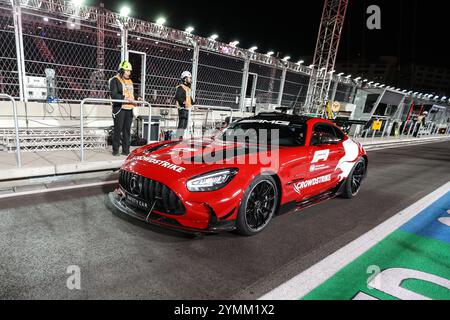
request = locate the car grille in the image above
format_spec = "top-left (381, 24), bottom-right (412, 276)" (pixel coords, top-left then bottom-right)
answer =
top-left (119, 170), bottom-right (185, 215)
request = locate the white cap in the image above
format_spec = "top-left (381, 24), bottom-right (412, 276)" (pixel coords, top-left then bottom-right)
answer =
top-left (181, 71), bottom-right (192, 79)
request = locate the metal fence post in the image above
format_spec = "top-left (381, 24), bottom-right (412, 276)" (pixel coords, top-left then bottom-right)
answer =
top-left (0, 94), bottom-right (22, 167)
top-left (11, 0), bottom-right (27, 102)
top-left (191, 41), bottom-right (200, 102)
top-left (330, 79), bottom-right (338, 102)
top-left (119, 20), bottom-right (128, 62)
top-left (277, 66), bottom-right (287, 107)
top-left (304, 69), bottom-right (316, 113)
top-left (349, 83), bottom-right (357, 104)
top-left (239, 55), bottom-right (250, 112)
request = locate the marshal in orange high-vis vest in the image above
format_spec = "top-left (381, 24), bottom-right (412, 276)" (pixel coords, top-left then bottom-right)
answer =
top-left (176, 84), bottom-right (193, 109)
top-left (114, 75), bottom-right (135, 110)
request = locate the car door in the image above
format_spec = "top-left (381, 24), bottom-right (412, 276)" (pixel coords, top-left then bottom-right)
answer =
top-left (281, 145), bottom-right (311, 203)
top-left (305, 123), bottom-right (345, 195)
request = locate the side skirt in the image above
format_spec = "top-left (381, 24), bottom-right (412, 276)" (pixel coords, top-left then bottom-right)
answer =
top-left (278, 180), bottom-right (347, 216)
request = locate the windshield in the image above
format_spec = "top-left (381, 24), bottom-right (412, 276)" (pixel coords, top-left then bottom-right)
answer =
top-left (218, 120), bottom-right (307, 147)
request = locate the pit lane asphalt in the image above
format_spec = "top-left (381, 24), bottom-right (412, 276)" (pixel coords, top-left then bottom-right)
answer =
top-left (0, 141), bottom-right (449, 300)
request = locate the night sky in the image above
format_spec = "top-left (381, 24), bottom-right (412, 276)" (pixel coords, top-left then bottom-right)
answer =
top-left (95, 0), bottom-right (448, 68)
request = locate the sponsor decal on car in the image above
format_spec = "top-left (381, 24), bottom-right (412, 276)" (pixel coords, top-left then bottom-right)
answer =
top-left (310, 164), bottom-right (330, 172)
top-left (132, 156), bottom-right (186, 173)
top-left (294, 174), bottom-right (332, 195)
top-left (312, 149), bottom-right (330, 163)
top-left (239, 119), bottom-right (291, 126)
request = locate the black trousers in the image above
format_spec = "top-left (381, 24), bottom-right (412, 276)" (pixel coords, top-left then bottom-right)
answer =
top-left (176, 108), bottom-right (189, 139)
top-left (112, 108), bottom-right (133, 153)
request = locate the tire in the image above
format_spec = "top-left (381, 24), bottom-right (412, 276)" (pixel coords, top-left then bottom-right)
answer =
top-left (341, 158), bottom-right (366, 199)
top-left (236, 175), bottom-right (279, 236)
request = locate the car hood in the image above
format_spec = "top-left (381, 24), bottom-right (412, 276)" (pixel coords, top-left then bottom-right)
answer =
top-left (122, 138), bottom-right (274, 179)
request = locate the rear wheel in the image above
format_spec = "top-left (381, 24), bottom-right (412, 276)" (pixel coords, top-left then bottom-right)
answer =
top-left (236, 175), bottom-right (279, 236)
top-left (342, 158), bottom-right (366, 199)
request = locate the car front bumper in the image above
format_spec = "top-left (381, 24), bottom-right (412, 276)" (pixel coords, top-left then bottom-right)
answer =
top-left (108, 189), bottom-right (237, 234)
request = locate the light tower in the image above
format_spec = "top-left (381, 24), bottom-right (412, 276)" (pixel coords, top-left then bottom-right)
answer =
top-left (305, 0), bottom-right (349, 115)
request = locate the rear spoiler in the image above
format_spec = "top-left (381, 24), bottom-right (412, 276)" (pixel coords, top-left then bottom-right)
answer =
top-left (331, 118), bottom-right (368, 128)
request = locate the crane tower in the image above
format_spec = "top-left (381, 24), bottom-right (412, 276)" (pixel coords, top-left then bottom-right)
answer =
top-left (305, 0), bottom-right (349, 115)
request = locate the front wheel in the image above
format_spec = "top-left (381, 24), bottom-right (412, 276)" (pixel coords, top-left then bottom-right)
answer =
top-left (342, 158), bottom-right (366, 199)
top-left (236, 175), bottom-right (279, 236)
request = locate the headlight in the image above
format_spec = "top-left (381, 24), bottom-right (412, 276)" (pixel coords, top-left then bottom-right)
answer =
top-left (186, 169), bottom-right (239, 192)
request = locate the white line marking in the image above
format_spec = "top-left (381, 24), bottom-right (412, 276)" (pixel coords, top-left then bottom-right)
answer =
top-left (0, 181), bottom-right (117, 200)
top-left (438, 210), bottom-right (450, 227)
top-left (259, 181), bottom-right (450, 300)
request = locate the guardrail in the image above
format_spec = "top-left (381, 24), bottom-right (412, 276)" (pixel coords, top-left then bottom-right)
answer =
top-left (0, 94), bottom-right (22, 167)
top-left (80, 98), bottom-right (152, 162)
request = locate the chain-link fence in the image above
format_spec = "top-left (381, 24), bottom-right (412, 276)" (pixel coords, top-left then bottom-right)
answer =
top-left (250, 62), bottom-right (282, 106)
top-left (197, 51), bottom-right (244, 109)
top-left (20, 7), bottom-right (121, 101)
top-left (0, 1), bottom-right (19, 98)
top-left (282, 71), bottom-right (310, 108)
top-left (334, 82), bottom-right (354, 103)
top-left (128, 33), bottom-right (194, 106)
top-left (0, 0), bottom-right (375, 113)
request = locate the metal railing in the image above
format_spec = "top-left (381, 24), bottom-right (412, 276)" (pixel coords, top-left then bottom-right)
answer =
top-left (347, 119), bottom-right (450, 144)
top-left (196, 105), bottom-right (234, 126)
top-left (80, 98), bottom-right (152, 162)
top-left (0, 94), bottom-right (21, 167)
top-left (187, 105), bottom-right (234, 137)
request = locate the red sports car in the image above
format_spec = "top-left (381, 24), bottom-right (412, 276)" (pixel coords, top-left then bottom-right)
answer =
top-left (109, 113), bottom-right (367, 236)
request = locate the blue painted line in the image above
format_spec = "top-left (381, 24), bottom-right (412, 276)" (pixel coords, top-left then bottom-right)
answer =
top-left (400, 191), bottom-right (450, 244)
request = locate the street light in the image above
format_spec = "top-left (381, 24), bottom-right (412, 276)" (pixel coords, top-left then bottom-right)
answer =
top-left (308, 64), bottom-right (315, 69)
top-left (337, 72), bottom-right (344, 77)
top-left (156, 17), bottom-right (166, 25)
top-left (266, 51), bottom-right (274, 56)
top-left (229, 41), bottom-right (239, 47)
top-left (296, 60), bottom-right (304, 65)
top-left (209, 34), bottom-right (219, 41)
top-left (185, 26), bottom-right (194, 34)
top-left (345, 74), bottom-right (352, 79)
top-left (119, 6), bottom-right (131, 17)
top-left (249, 46), bottom-right (258, 52)
top-left (354, 77), bottom-right (361, 81)
top-left (282, 56), bottom-right (291, 61)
